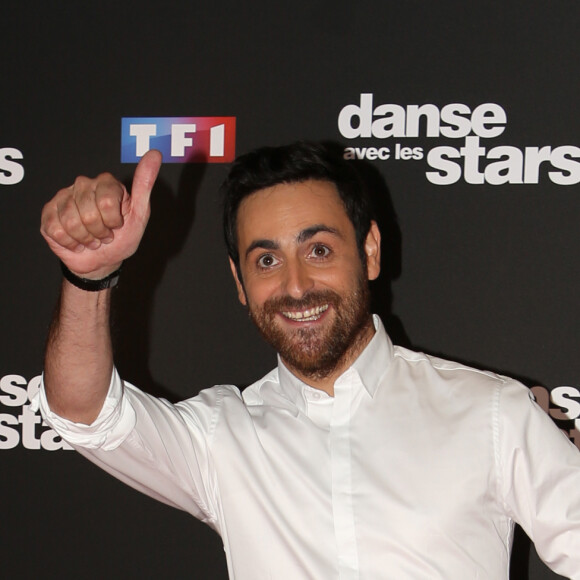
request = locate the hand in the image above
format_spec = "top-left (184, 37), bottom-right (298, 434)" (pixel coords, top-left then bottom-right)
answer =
top-left (40, 150), bottom-right (162, 278)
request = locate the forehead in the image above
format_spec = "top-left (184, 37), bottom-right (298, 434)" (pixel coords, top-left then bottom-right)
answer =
top-left (236, 179), bottom-right (351, 241)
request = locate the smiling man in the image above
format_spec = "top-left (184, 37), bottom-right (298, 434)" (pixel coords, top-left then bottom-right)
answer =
top-left (230, 178), bottom-right (380, 396)
top-left (38, 142), bottom-right (580, 579)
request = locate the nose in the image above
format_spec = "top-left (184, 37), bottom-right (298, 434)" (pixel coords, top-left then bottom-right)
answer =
top-left (282, 258), bottom-right (314, 299)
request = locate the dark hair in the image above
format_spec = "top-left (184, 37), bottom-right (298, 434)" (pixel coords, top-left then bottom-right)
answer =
top-left (222, 141), bottom-right (375, 271)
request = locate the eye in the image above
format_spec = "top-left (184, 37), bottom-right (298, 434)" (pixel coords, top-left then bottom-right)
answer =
top-left (257, 253), bottom-right (280, 269)
top-left (309, 244), bottom-right (331, 259)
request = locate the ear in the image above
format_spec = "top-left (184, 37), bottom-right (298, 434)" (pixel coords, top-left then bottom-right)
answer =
top-left (229, 257), bottom-right (248, 305)
top-left (364, 221), bottom-right (381, 281)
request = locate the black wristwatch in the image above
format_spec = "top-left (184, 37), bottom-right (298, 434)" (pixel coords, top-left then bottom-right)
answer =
top-left (60, 261), bottom-right (122, 292)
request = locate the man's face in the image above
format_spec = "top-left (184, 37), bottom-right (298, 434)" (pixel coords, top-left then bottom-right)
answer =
top-left (230, 179), bottom-right (381, 383)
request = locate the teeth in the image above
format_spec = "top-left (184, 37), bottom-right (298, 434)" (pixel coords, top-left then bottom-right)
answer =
top-left (282, 304), bottom-right (329, 321)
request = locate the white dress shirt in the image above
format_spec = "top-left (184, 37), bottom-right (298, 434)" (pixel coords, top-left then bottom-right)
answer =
top-left (38, 316), bottom-right (580, 579)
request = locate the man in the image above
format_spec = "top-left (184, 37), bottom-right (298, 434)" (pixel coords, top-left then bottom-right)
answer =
top-left (38, 142), bottom-right (580, 579)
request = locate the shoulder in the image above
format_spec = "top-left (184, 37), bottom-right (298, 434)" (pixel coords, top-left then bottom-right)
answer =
top-left (393, 344), bottom-right (509, 385)
top-left (171, 367), bottom-right (280, 422)
top-left (388, 344), bottom-right (530, 409)
top-left (174, 383), bottom-right (244, 415)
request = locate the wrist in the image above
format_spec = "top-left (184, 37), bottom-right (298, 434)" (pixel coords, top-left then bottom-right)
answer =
top-left (60, 261), bottom-right (122, 292)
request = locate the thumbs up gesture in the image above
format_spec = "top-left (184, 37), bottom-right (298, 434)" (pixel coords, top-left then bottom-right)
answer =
top-left (40, 150), bottom-right (162, 279)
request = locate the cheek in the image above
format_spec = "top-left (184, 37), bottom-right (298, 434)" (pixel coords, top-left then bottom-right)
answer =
top-left (318, 262), bottom-right (363, 291)
top-left (243, 277), bottom-right (279, 309)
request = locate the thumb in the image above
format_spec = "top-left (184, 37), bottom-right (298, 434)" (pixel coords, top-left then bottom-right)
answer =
top-left (130, 149), bottom-right (163, 219)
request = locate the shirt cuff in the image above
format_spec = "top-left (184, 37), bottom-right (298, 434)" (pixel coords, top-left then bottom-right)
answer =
top-left (32, 368), bottom-right (136, 451)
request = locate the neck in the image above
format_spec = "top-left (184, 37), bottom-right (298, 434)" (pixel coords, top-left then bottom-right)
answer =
top-left (282, 316), bottom-right (376, 397)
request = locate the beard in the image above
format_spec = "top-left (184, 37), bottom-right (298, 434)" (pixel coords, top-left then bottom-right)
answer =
top-left (247, 273), bottom-right (372, 381)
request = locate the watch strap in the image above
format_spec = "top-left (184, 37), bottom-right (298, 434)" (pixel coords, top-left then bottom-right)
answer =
top-left (60, 261), bottom-right (122, 292)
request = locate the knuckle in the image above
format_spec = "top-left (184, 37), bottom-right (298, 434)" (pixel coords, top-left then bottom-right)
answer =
top-left (96, 192), bottom-right (119, 212)
top-left (50, 226), bottom-right (70, 245)
top-left (60, 213), bottom-right (79, 233)
top-left (40, 205), bottom-right (60, 232)
top-left (81, 208), bottom-right (102, 227)
top-left (60, 195), bottom-right (77, 215)
top-left (42, 222), bottom-right (75, 249)
top-left (96, 172), bottom-right (119, 187)
top-left (40, 202), bottom-right (54, 224)
top-left (72, 175), bottom-right (91, 190)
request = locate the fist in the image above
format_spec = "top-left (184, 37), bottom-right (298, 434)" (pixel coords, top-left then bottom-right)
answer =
top-left (40, 150), bottom-right (162, 278)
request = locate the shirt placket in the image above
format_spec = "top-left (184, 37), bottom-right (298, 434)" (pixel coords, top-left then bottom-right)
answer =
top-left (330, 368), bottom-right (360, 580)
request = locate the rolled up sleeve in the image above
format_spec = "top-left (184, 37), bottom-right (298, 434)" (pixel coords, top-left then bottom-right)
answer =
top-left (32, 368), bottom-right (225, 526)
top-left (33, 367), bottom-right (136, 450)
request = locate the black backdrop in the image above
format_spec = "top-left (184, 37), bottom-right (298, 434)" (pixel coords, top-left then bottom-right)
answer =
top-left (1, 2), bottom-right (578, 578)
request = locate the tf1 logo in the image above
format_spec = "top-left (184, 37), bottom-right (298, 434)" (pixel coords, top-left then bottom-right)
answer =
top-left (121, 117), bottom-right (236, 163)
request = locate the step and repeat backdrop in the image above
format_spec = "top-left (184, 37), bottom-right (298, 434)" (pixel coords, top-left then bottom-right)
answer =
top-left (1, 2), bottom-right (579, 578)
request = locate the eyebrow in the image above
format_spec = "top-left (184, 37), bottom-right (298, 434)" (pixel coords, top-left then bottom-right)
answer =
top-left (244, 224), bottom-right (343, 260)
top-left (245, 238), bottom-right (279, 259)
top-left (296, 224), bottom-right (341, 244)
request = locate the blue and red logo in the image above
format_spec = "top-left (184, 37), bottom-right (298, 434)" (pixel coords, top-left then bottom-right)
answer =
top-left (121, 117), bottom-right (236, 163)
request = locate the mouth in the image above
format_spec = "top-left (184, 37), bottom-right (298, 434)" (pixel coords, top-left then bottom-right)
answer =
top-left (281, 304), bottom-right (329, 322)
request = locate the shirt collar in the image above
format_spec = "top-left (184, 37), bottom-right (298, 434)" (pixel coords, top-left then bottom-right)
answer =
top-left (350, 314), bottom-right (393, 397)
top-left (276, 314), bottom-right (393, 408)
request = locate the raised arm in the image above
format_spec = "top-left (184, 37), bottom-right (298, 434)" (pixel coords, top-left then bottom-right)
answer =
top-left (40, 150), bottom-right (162, 424)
